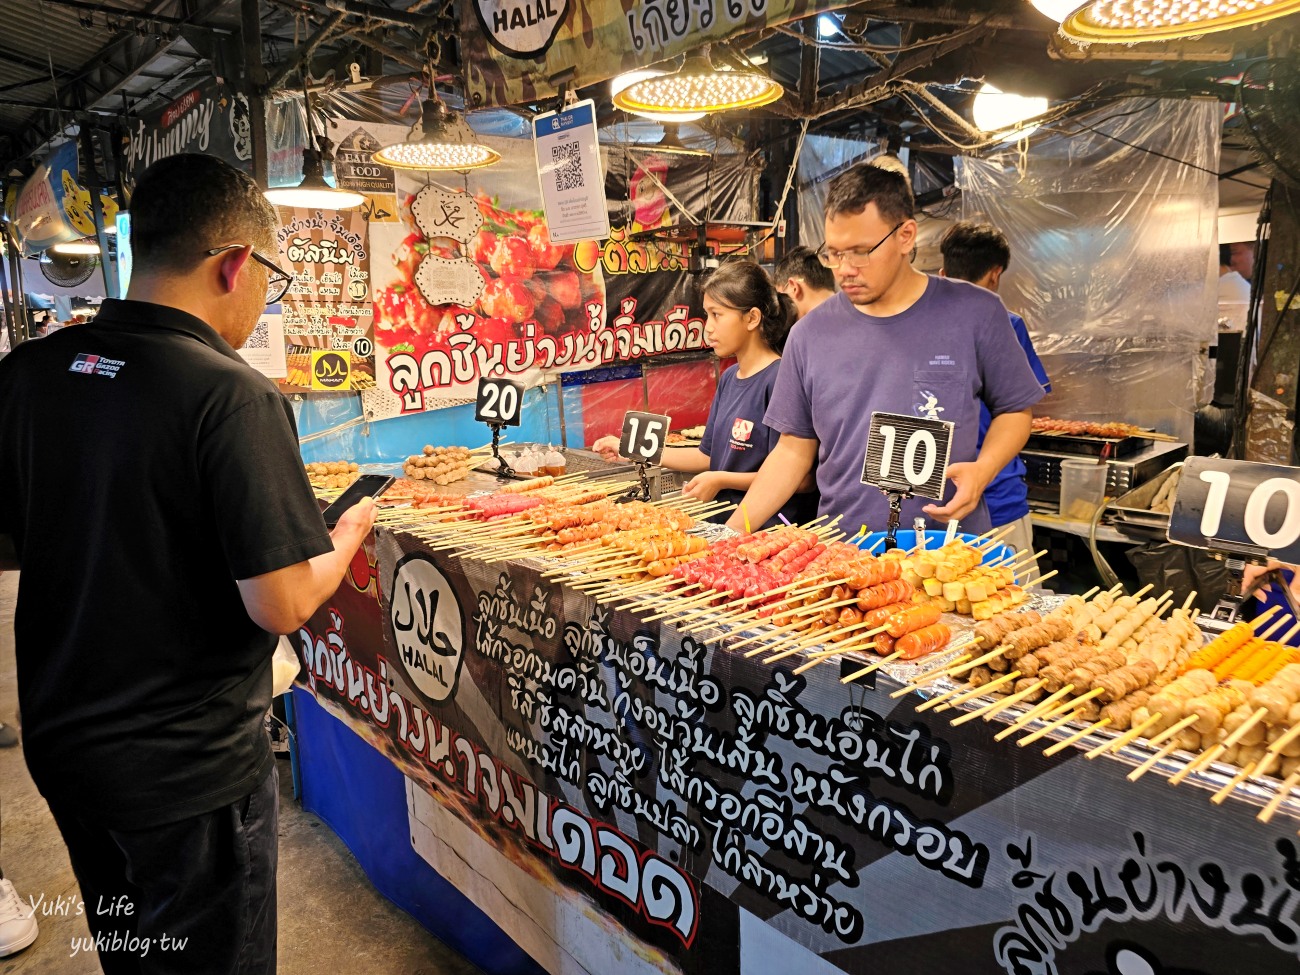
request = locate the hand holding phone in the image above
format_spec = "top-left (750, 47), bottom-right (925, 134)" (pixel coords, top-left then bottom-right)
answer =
top-left (321, 474), bottom-right (395, 528)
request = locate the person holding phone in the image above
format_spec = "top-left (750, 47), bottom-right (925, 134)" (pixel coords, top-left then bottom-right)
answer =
top-left (593, 261), bottom-right (804, 527)
top-left (0, 154), bottom-right (375, 975)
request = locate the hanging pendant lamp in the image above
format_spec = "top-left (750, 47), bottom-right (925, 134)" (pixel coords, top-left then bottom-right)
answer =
top-left (1060, 0), bottom-right (1300, 42)
top-left (264, 80), bottom-right (365, 210)
top-left (371, 98), bottom-right (501, 172)
top-left (612, 48), bottom-right (783, 116)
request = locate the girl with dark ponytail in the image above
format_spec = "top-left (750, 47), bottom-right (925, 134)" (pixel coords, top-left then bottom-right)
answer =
top-left (593, 260), bottom-right (807, 527)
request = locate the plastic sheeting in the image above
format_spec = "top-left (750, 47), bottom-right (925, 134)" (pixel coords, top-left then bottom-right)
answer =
top-left (795, 133), bottom-right (882, 248)
top-left (959, 97), bottom-right (1220, 445)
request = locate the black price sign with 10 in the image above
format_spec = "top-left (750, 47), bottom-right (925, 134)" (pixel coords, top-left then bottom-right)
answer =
top-left (1169, 456), bottom-right (1300, 563)
top-left (860, 411), bottom-right (954, 501)
top-left (475, 377), bottom-right (524, 427)
top-left (619, 411), bottom-right (671, 466)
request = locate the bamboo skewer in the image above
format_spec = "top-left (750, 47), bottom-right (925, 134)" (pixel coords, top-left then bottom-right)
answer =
top-left (1128, 740), bottom-right (1180, 782)
top-left (763, 623), bottom-right (887, 664)
top-left (791, 639), bottom-right (879, 675)
top-left (1222, 708), bottom-right (1269, 750)
top-left (1023, 569), bottom-right (1060, 589)
top-left (1085, 712), bottom-right (1164, 759)
top-left (952, 679), bottom-right (1047, 726)
top-left (890, 652), bottom-right (976, 696)
top-left (840, 651), bottom-right (904, 683)
top-left (1181, 590), bottom-right (1199, 613)
top-left (930, 672), bottom-right (1022, 713)
top-left (993, 685), bottom-right (1078, 741)
top-left (1249, 604), bottom-right (1284, 630)
top-left (1043, 718), bottom-right (1112, 757)
top-left (1260, 616), bottom-right (1291, 641)
top-left (1212, 762), bottom-right (1258, 804)
top-left (1258, 772), bottom-right (1300, 823)
top-left (1018, 709), bottom-right (1085, 747)
top-left (1168, 744), bottom-right (1223, 786)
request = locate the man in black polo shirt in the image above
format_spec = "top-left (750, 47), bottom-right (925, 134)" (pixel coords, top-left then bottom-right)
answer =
top-left (0, 154), bottom-right (376, 975)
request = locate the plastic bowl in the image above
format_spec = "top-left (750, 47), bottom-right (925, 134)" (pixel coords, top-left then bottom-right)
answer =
top-left (856, 529), bottom-right (1015, 574)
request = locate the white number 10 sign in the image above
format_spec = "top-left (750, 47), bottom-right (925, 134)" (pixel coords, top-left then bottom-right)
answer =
top-left (1169, 457), bottom-right (1300, 561)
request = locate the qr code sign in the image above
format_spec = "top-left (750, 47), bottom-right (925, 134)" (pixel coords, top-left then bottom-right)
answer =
top-left (552, 140), bottom-right (583, 191)
top-left (245, 319), bottom-right (271, 349)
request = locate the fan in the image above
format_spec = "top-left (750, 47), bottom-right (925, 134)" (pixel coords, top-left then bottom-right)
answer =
top-left (40, 250), bottom-right (97, 288)
top-left (1239, 58), bottom-right (1300, 188)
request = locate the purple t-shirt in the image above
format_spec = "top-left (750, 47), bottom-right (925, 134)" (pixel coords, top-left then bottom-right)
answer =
top-left (763, 276), bottom-right (1046, 534)
top-left (701, 360), bottom-right (801, 529)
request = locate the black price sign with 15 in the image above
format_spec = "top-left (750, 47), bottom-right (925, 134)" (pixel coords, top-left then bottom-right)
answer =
top-left (619, 411), bottom-right (671, 465)
top-left (860, 411), bottom-right (954, 501)
top-left (1168, 456), bottom-right (1300, 563)
top-left (475, 377), bottom-right (524, 427)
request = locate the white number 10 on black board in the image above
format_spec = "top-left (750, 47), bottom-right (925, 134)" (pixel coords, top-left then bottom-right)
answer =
top-left (475, 377), bottom-right (524, 427)
top-left (1169, 456), bottom-right (1300, 562)
top-left (861, 411), bottom-right (954, 501)
top-left (619, 411), bottom-right (671, 465)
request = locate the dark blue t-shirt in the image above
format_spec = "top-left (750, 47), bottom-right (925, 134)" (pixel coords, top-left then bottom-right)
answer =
top-left (700, 360), bottom-right (803, 528)
top-left (977, 311), bottom-right (1051, 526)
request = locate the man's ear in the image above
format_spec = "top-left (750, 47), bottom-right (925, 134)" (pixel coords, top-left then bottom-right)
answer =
top-left (218, 245), bottom-right (254, 294)
top-left (787, 278), bottom-right (804, 301)
top-left (938, 268), bottom-right (948, 278)
top-left (987, 265), bottom-right (1004, 290)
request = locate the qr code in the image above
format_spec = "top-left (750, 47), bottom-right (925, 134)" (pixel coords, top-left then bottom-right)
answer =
top-left (552, 140), bottom-right (583, 191)
top-left (245, 319), bottom-right (271, 349)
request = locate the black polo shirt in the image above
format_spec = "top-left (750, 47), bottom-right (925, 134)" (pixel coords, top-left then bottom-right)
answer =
top-left (0, 299), bottom-right (333, 828)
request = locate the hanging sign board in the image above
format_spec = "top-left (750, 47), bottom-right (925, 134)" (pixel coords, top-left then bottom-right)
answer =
top-left (532, 99), bottom-right (610, 244)
top-left (861, 411), bottom-right (954, 501)
top-left (1168, 457), bottom-right (1300, 562)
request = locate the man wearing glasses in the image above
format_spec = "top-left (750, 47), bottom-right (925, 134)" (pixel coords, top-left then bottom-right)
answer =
top-left (0, 153), bottom-right (374, 974)
top-left (727, 164), bottom-right (1044, 536)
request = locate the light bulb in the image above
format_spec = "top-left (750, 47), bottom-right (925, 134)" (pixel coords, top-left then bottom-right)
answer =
top-left (971, 83), bottom-right (1048, 138)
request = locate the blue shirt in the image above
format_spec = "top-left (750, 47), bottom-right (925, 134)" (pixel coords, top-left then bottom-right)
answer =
top-left (764, 278), bottom-right (1047, 535)
top-left (978, 311), bottom-right (1050, 526)
top-left (700, 360), bottom-right (801, 528)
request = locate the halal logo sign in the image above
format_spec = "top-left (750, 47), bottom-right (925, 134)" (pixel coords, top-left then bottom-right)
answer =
top-left (388, 553), bottom-right (466, 705)
top-left (311, 350), bottom-right (351, 390)
top-left (474, 0), bottom-right (570, 60)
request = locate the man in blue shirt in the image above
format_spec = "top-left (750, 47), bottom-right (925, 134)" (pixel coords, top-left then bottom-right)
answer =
top-left (940, 221), bottom-right (1051, 577)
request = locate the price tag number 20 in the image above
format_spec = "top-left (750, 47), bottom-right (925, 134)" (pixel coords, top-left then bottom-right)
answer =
top-left (620, 411), bottom-right (671, 465)
top-left (475, 377), bottom-right (523, 427)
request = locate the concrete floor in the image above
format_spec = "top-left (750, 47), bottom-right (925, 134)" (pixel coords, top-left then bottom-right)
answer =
top-left (0, 572), bottom-right (484, 975)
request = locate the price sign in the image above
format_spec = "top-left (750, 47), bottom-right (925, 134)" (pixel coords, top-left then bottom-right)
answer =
top-left (1169, 457), bottom-right (1300, 562)
top-left (475, 377), bottom-right (524, 427)
top-left (860, 411), bottom-right (954, 501)
top-left (619, 411), bottom-right (671, 466)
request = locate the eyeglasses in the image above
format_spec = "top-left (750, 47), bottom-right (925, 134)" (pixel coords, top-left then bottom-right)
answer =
top-left (816, 222), bottom-right (904, 269)
top-left (206, 245), bottom-right (296, 305)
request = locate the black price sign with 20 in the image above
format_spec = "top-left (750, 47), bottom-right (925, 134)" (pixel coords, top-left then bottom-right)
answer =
top-left (861, 411), bottom-right (954, 501)
top-left (619, 411), bottom-right (671, 466)
top-left (475, 377), bottom-right (524, 427)
top-left (1169, 456), bottom-right (1300, 562)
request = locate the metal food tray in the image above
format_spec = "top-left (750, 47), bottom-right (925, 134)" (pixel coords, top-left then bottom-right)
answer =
top-left (1026, 431), bottom-right (1153, 458)
top-left (1109, 462), bottom-right (1181, 534)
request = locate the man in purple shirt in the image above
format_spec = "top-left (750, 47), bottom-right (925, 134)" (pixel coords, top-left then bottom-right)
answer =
top-left (726, 165), bottom-right (1045, 535)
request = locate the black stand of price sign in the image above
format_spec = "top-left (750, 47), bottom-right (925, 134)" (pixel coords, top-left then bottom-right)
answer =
top-left (488, 423), bottom-right (515, 479)
top-left (617, 463), bottom-right (654, 504)
top-left (880, 481), bottom-right (913, 552)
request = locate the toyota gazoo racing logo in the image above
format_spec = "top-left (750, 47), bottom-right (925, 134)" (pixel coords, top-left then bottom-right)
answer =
top-left (68, 353), bottom-right (125, 378)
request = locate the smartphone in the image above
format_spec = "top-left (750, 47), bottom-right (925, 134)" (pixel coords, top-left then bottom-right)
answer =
top-left (321, 474), bottom-right (395, 528)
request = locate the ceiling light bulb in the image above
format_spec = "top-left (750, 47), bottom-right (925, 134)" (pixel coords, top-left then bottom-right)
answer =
top-left (1029, 0), bottom-right (1091, 20)
top-left (50, 239), bottom-right (101, 256)
top-left (371, 99), bottom-right (501, 172)
top-left (971, 82), bottom-right (1048, 138)
top-left (1062, 0), bottom-right (1300, 38)
top-left (264, 145), bottom-right (365, 210)
top-left (611, 70), bottom-right (706, 122)
top-left (613, 54), bottom-right (783, 116)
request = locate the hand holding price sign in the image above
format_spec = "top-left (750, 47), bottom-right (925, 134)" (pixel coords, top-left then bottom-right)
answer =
top-left (475, 377), bottom-right (524, 427)
top-left (1169, 457), bottom-right (1300, 563)
top-left (618, 411), bottom-right (671, 466)
top-left (860, 411), bottom-right (954, 501)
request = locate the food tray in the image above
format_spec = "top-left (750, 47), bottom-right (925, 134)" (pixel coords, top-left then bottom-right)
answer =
top-left (1109, 463), bottom-right (1180, 534)
top-left (1025, 431), bottom-right (1153, 458)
